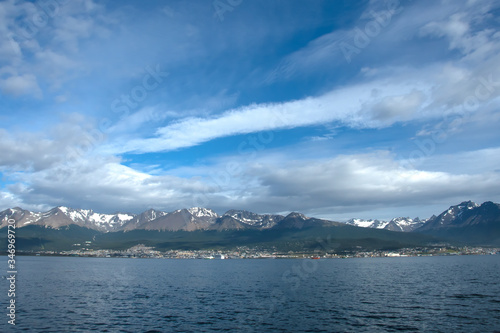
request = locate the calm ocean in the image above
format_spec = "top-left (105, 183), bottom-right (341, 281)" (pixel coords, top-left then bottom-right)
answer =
top-left (2, 255), bottom-right (500, 332)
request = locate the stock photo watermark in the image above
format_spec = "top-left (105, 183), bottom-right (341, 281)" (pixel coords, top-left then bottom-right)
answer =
top-left (238, 234), bottom-right (339, 331)
top-left (340, 0), bottom-right (403, 63)
top-left (403, 73), bottom-right (500, 169)
top-left (6, 218), bottom-right (17, 326)
top-left (264, 0), bottom-right (407, 84)
top-left (8, 0), bottom-right (68, 52)
top-left (213, 0), bottom-right (242, 22)
top-left (110, 65), bottom-right (169, 119)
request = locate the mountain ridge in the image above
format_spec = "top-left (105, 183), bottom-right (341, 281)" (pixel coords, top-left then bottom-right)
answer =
top-left (1, 205), bottom-right (344, 232)
top-left (2, 201), bottom-right (500, 251)
top-left (414, 201), bottom-right (500, 245)
top-left (1, 201), bottom-right (499, 245)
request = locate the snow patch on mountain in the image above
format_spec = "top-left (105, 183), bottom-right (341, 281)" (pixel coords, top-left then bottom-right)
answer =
top-left (347, 218), bottom-right (388, 229)
top-left (223, 210), bottom-right (284, 228)
top-left (345, 217), bottom-right (426, 232)
top-left (49, 206), bottom-right (136, 231)
top-left (187, 207), bottom-right (219, 218)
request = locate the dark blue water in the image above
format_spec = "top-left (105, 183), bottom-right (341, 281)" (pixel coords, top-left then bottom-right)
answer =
top-left (2, 255), bottom-right (500, 332)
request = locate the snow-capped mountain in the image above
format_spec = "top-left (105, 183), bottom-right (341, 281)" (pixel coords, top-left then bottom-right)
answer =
top-left (139, 207), bottom-right (219, 231)
top-left (0, 207), bottom-right (43, 227)
top-left (0, 206), bottom-right (135, 232)
top-left (188, 207), bottom-right (219, 219)
top-left (0, 206), bottom-right (218, 232)
top-left (57, 206), bottom-right (135, 231)
top-left (415, 201), bottom-right (500, 245)
top-left (345, 217), bottom-right (426, 232)
top-left (0, 206), bottom-right (332, 232)
top-left (386, 217), bottom-right (426, 232)
top-left (121, 209), bottom-right (168, 231)
top-left (416, 201), bottom-right (486, 231)
top-left (222, 210), bottom-right (284, 229)
top-left (1, 201), bottom-right (498, 239)
top-left (272, 212), bottom-right (342, 229)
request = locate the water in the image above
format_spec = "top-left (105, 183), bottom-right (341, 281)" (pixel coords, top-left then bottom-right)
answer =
top-left (2, 255), bottom-right (500, 332)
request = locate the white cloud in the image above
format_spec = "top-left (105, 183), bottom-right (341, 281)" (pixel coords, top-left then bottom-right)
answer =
top-left (106, 75), bottom-right (433, 154)
top-left (106, 107), bottom-right (172, 135)
top-left (0, 0), bottom-right (111, 98)
top-left (35, 49), bottom-right (80, 81)
top-left (418, 147), bottom-right (500, 175)
top-left (6, 157), bottom-right (211, 214)
top-left (0, 129), bottom-right (59, 171)
top-left (419, 4), bottom-right (500, 62)
top-left (421, 13), bottom-right (470, 49)
top-left (0, 73), bottom-right (42, 97)
top-left (368, 89), bottom-right (426, 122)
top-left (0, 115), bottom-right (106, 172)
top-left (235, 150), bottom-right (500, 219)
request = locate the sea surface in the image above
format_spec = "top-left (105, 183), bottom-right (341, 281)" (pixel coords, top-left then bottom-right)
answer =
top-left (2, 255), bottom-right (500, 332)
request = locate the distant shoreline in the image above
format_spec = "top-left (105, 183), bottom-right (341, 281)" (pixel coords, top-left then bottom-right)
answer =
top-left (3, 247), bottom-right (499, 260)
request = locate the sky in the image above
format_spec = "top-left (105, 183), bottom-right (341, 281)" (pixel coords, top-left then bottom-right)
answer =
top-left (0, 0), bottom-right (500, 221)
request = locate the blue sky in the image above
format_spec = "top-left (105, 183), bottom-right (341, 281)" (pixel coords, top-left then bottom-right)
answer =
top-left (1, 0), bottom-right (500, 220)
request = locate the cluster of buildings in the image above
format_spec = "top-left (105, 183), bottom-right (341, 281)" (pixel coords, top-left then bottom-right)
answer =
top-left (320, 246), bottom-right (500, 258)
top-left (23, 244), bottom-right (500, 259)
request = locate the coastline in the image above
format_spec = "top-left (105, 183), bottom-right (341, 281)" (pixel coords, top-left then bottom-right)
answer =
top-left (4, 246), bottom-right (499, 260)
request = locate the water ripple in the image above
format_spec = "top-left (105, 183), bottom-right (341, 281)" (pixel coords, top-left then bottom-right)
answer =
top-left (4, 255), bottom-right (500, 332)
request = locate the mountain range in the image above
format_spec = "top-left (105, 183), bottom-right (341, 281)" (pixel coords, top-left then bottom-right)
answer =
top-left (1, 201), bottom-right (499, 248)
top-left (0, 206), bottom-right (340, 232)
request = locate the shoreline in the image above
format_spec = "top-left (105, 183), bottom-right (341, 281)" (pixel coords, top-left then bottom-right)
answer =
top-left (3, 246), bottom-right (499, 260)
